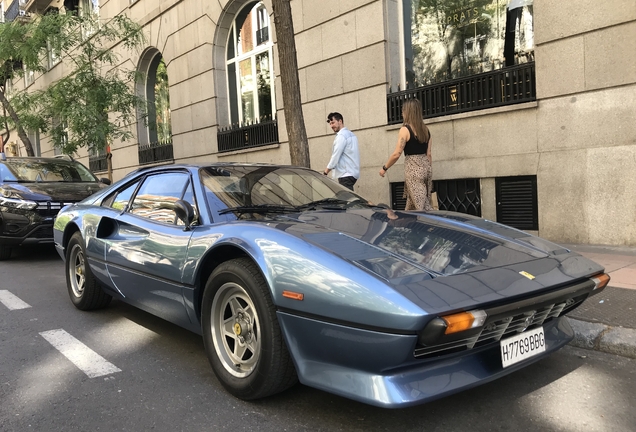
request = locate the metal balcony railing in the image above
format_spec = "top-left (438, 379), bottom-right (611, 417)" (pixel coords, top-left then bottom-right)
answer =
top-left (218, 117), bottom-right (279, 153)
top-left (256, 27), bottom-right (269, 45)
top-left (387, 62), bottom-right (536, 124)
top-left (138, 140), bottom-right (174, 165)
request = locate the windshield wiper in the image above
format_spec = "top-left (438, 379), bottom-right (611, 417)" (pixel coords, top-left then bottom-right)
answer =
top-left (218, 204), bottom-right (299, 215)
top-left (297, 197), bottom-right (373, 211)
top-left (296, 198), bottom-right (349, 211)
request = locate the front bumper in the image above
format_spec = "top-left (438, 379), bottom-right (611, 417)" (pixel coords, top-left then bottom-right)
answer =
top-left (0, 208), bottom-right (56, 247)
top-left (0, 223), bottom-right (55, 246)
top-left (277, 313), bottom-right (573, 408)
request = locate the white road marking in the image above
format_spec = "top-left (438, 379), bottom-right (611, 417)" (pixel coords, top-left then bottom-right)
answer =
top-left (40, 329), bottom-right (122, 378)
top-left (0, 290), bottom-right (31, 310)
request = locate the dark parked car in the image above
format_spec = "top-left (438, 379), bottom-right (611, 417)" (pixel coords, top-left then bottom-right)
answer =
top-left (53, 163), bottom-right (609, 407)
top-left (0, 156), bottom-right (107, 260)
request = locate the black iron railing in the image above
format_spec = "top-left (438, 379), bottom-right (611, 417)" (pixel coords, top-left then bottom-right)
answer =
top-left (89, 154), bottom-right (108, 172)
top-left (387, 63), bottom-right (536, 124)
top-left (433, 179), bottom-right (481, 217)
top-left (218, 117), bottom-right (279, 153)
top-left (390, 178), bottom-right (481, 217)
top-left (138, 140), bottom-right (174, 165)
top-left (256, 27), bottom-right (269, 45)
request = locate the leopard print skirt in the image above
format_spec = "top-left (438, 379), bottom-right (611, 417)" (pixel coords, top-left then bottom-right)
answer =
top-left (403, 154), bottom-right (433, 211)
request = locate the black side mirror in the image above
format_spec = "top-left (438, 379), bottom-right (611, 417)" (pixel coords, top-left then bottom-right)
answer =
top-left (174, 200), bottom-right (195, 230)
top-left (99, 177), bottom-right (112, 185)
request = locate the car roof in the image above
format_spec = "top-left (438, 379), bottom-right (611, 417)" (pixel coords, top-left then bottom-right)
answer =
top-left (124, 162), bottom-right (308, 176)
top-left (1, 156), bottom-right (79, 165)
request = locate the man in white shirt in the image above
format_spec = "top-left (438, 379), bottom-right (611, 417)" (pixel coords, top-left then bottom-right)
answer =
top-left (323, 112), bottom-right (360, 191)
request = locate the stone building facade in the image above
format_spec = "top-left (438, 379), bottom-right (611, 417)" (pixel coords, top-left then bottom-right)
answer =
top-left (4, 0), bottom-right (636, 245)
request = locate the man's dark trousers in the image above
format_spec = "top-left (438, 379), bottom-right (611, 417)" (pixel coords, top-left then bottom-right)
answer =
top-left (338, 176), bottom-right (357, 191)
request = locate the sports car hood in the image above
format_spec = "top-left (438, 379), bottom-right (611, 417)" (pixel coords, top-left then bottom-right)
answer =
top-left (265, 208), bottom-right (603, 313)
top-left (277, 208), bottom-right (557, 276)
top-left (1, 182), bottom-right (103, 202)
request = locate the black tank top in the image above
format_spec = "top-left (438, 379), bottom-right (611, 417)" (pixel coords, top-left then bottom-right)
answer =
top-left (403, 124), bottom-right (429, 155)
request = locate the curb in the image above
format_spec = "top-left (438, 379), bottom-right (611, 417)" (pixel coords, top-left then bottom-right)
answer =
top-left (568, 317), bottom-right (636, 359)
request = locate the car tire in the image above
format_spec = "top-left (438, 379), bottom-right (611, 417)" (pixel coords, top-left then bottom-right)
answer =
top-left (66, 232), bottom-right (112, 310)
top-left (201, 257), bottom-right (297, 400)
top-left (0, 246), bottom-right (11, 261)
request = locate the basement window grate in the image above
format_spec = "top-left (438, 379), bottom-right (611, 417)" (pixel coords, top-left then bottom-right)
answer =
top-left (390, 179), bottom-right (481, 217)
top-left (495, 175), bottom-right (538, 230)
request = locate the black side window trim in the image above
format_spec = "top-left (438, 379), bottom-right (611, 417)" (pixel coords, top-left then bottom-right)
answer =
top-left (100, 178), bottom-right (144, 210)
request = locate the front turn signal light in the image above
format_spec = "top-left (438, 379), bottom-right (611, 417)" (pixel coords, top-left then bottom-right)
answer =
top-left (591, 273), bottom-right (610, 291)
top-left (441, 310), bottom-right (487, 335)
top-left (282, 290), bottom-right (304, 301)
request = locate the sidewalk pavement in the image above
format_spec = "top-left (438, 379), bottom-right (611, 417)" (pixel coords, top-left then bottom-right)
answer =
top-left (561, 244), bottom-right (636, 359)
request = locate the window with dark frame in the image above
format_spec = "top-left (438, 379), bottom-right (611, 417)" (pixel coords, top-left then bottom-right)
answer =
top-left (388, 0), bottom-right (536, 123)
top-left (89, 146), bottom-right (107, 173)
top-left (218, 1), bottom-right (278, 153)
top-left (403, 0), bottom-right (534, 89)
top-left (27, 129), bottom-right (40, 157)
top-left (136, 49), bottom-right (173, 165)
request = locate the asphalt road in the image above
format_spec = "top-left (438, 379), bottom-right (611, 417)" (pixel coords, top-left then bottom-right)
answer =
top-left (1, 246), bottom-right (635, 432)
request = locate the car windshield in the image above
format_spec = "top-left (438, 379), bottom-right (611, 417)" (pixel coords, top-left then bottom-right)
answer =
top-left (0, 159), bottom-right (97, 183)
top-left (200, 166), bottom-right (369, 214)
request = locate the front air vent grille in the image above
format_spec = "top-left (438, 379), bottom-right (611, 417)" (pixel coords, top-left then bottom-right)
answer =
top-left (34, 201), bottom-right (76, 217)
top-left (414, 293), bottom-right (588, 358)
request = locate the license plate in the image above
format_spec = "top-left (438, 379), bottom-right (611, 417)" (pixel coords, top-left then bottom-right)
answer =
top-left (500, 326), bottom-right (546, 368)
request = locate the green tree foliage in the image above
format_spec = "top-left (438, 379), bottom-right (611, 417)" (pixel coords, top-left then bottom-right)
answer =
top-left (0, 12), bottom-right (145, 156)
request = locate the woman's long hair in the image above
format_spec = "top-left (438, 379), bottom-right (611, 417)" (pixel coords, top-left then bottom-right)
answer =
top-left (402, 99), bottom-right (430, 143)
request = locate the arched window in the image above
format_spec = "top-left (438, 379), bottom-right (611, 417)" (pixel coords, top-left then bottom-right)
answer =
top-left (226, 2), bottom-right (275, 125)
top-left (136, 48), bottom-right (173, 164)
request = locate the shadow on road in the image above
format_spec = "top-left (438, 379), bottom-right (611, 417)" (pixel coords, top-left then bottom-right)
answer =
top-left (3, 250), bottom-right (635, 432)
top-left (6, 244), bottom-right (60, 262)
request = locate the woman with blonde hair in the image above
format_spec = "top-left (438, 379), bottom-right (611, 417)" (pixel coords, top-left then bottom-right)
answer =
top-left (379, 99), bottom-right (433, 211)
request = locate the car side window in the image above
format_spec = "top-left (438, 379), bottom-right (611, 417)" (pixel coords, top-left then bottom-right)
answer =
top-left (105, 181), bottom-right (140, 211)
top-left (129, 172), bottom-right (191, 225)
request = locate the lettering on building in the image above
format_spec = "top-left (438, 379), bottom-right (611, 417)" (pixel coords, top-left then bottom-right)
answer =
top-left (446, 7), bottom-right (480, 27)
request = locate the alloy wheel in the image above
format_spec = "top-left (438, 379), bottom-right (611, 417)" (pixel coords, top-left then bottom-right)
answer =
top-left (210, 282), bottom-right (261, 378)
top-left (68, 244), bottom-right (86, 298)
